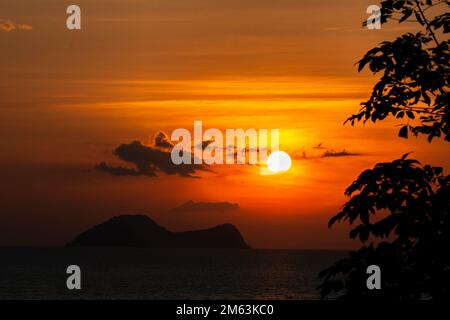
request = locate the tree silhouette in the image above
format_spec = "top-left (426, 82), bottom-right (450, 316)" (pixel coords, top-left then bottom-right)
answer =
top-left (319, 0), bottom-right (449, 299)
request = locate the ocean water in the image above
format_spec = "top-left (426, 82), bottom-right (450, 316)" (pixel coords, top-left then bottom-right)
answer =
top-left (0, 248), bottom-right (345, 300)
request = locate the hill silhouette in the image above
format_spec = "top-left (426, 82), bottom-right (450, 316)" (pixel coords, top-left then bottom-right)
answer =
top-left (67, 215), bottom-right (250, 249)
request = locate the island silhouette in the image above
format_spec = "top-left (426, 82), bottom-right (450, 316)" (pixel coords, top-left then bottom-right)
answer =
top-left (67, 215), bottom-right (250, 249)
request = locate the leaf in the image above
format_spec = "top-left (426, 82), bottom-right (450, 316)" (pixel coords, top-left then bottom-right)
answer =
top-left (399, 125), bottom-right (409, 138)
top-left (415, 11), bottom-right (425, 25)
top-left (399, 9), bottom-right (413, 23)
top-left (396, 111), bottom-right (405, 119)
top-left (401, 152), bottom-right (413, 160)
top-left (406, 111), bottom-right (415, 119)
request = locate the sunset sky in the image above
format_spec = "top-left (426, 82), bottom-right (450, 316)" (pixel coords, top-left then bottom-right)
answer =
top-left (1, 0), bottom-right (448, 249)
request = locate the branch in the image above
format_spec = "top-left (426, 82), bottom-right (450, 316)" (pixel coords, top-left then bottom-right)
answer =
top-left (414, 0), bottom-right (441, 46)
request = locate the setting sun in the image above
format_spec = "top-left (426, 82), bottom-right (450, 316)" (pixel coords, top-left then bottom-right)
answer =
top-left (267, 151), bottom-right (292, 173)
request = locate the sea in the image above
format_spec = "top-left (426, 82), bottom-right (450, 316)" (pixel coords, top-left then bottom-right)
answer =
top-left (0, 248), bottom-right (346, 300)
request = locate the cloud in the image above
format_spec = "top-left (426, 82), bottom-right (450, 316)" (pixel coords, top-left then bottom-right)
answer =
top-left (170, 200), bottom-right (240, 213)
top-left (200, 139), bottom-right (215, 150)
top-left (321, 149), bottom-right (360, 158)
top-left (154, 131), bottom-right (174, 149)
top-left (0, 19), bottom-right (32, 32)
top-left (192, 139), bottom-right (215, 152)
top-left (95, 161), bottom-right (149, 176)
top-left (97, 129), bottom-right (271, 178)
top-left (312, 142), bottom-right (326, 150)
top-left (296, 144), bottom-right (362, 160)
top-left (97, 133), bottom-right (210, 178)
top-left (224, 144), bottom-right (267, 160)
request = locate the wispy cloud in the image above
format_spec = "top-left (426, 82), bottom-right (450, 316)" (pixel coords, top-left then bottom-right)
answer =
top-left (0, 19), bottom-right (32, 32)
top-left (321, 149), bottom-right (360, 158)
top-left (297, 143), bottom-right (362, 160)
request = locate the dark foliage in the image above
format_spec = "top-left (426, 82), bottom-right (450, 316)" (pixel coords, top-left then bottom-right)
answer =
top-left (319, 0), bottom-right (450, 299)
top-left (349, 0), bottom-right (449, 142)
top-left (319, 155), bottom-right (450, 299)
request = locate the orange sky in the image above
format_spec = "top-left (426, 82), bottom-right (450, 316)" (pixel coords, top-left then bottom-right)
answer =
top-left (0, 0), bottom-right (448, 248)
